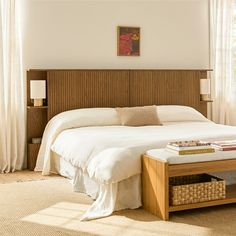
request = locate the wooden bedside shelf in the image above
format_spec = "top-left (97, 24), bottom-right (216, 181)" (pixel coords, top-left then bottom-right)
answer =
top-left (200, 100), bottom-right (213, 103)
top-left (27, 106), bottom-right (48, 109)
top-left (27, 70), bottom-right (48, 170)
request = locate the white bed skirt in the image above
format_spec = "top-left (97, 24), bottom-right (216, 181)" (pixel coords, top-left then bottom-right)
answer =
top-left (52, 154), bottom-right (142, 220)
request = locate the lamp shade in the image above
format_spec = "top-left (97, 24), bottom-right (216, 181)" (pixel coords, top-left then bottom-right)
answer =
top-left (30, 80), bottom-right (46, 99)
top-left (200, 79), bottom-right (210, 95)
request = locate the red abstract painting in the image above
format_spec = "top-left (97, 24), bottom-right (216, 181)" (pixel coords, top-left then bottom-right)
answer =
top-left (117, 26), bottom-right (140, 56)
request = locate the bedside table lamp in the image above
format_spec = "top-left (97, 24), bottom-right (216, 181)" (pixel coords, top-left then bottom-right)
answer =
top-left (30, 80), bottom-right (46, 106)
top-left (200, 79), bottom-right (211, 101)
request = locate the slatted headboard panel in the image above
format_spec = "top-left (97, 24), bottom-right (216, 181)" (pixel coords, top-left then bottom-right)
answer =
top-left (129, 70), bottom-right (205, 113)
top-left (27, 69), bottom-right (210, 120)
top-left (47, 70), bottom-right (130, 119)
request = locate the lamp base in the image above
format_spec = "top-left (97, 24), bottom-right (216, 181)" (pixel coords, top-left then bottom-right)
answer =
top-left (200, 94), bottom-right (210, 101)
top-left (33, 99), bottom-right (43, 106)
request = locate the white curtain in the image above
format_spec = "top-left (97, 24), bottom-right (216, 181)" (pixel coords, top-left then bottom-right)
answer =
top-left (210, 0), bottom-right (236, 125)
top-left (0, 0), bottom-right (25, 173)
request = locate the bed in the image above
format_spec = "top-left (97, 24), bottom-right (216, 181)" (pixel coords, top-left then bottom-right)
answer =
top-left (27, 68), bottom-right (230, 220)
top-left (35, 105), bottom-right (236, 220)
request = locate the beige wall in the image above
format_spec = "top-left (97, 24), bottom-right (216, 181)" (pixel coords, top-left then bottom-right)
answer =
top-left (21, 0), bottom-right (210, 69)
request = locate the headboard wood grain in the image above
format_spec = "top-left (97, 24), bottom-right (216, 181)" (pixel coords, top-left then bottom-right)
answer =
top-left (130, 70), bottom-right (202, 110)
top-left (27, 69), bottom-right (211, 120)
top-left (47, 70), bottom-right (130, 119)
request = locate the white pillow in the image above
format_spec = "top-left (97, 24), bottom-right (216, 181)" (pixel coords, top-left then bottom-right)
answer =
top-left (156, 105), bottom-right (210, 123)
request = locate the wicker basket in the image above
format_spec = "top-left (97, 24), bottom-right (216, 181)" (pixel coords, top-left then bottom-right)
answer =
top-left (169, 174), bottom-right (226, 206)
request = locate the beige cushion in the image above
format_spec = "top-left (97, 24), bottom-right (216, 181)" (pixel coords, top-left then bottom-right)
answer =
top-left (116, 106), bottom-right (162, 126)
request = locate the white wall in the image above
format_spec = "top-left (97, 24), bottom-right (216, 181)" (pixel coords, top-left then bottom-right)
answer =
top-left (22, 0), bottom-right (210, 69)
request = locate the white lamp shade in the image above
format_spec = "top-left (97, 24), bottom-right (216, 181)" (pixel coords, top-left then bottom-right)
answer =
top-left (200, 79), bottom-right (210, 95)
top-left (30, 80), bottom-right (46, 99)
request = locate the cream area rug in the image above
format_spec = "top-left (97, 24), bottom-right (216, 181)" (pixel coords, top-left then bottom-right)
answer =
top-left (0, 170), bottom-right (61, 184)
top-left (1, 171), bottom-right (236, 236)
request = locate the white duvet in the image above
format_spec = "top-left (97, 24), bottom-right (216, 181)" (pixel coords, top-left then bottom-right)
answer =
top-left (51, 123), bottom-right (236, 184)
top-left (35, 106), bottom-right (236, 220)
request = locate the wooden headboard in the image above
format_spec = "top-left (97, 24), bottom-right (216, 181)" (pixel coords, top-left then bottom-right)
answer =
top-left (27, 69), bottom-right (210, 120)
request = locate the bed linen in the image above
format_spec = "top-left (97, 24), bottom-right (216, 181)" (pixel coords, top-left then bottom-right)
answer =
top-left (35, 106), bottom-right (209, 175)
top-left (35, 108), bottom-right (120, 175)
top-left (52, 152), bottom-right (141, 216)
top-left (50, 122), bottom-right (236, 183)
top-left (35, 107), bottom-right (236, 220)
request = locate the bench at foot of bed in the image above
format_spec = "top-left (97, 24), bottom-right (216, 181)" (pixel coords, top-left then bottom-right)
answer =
top-left (142, 149), bottom-right (236, 220)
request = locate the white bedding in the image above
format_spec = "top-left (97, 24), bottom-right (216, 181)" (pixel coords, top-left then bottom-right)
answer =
top-left (35, 107), bottom-right (236, 220)
top-left (51, 122), bottom-right (236, 184)
top-left (52, 153), bottom-right (141, 216)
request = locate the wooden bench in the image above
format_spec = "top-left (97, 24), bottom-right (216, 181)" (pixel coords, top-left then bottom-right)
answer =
top-left (142, 152), bottom-right (236, 220)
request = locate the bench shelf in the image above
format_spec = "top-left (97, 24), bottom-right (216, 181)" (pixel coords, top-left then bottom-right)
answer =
top-left (142, 155), bottom-right (236, 220)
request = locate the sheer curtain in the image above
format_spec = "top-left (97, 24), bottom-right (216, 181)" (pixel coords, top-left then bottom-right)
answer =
top-left (210, 0), bottom-right (236, 125)
top-left (0, 0), bottom-right (25, 173)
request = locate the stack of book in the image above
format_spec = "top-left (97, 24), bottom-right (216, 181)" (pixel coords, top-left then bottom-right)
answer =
top-left (211, 140), bottom-right (236, 151)
top-left (166, 140), bottom-right (215, 155)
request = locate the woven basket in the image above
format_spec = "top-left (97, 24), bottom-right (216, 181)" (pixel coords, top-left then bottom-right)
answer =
top-left (169, 174), bottom-right (226, 206)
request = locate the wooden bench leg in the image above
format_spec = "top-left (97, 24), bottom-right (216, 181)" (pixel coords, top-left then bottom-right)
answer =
top-left (142, 155), bottom-right (169, 220)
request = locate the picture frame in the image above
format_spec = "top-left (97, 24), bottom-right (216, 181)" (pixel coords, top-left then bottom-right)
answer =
top-left (117, 26), bottom-right (140, 56)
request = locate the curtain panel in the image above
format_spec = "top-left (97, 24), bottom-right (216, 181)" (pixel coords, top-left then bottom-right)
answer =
top-left (0, 0), bottom-right (25, 172)
top-left (210, 0), bottom-right (236, 125)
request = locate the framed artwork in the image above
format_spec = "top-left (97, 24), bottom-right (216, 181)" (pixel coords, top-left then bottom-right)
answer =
top-left (117, 26), bottom-right (140, 56)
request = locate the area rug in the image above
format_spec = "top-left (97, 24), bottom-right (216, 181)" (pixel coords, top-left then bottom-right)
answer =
top-left (1, 172), bottom-right (236, 236)
top-left (0, 170), bottom-right (61, 184)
